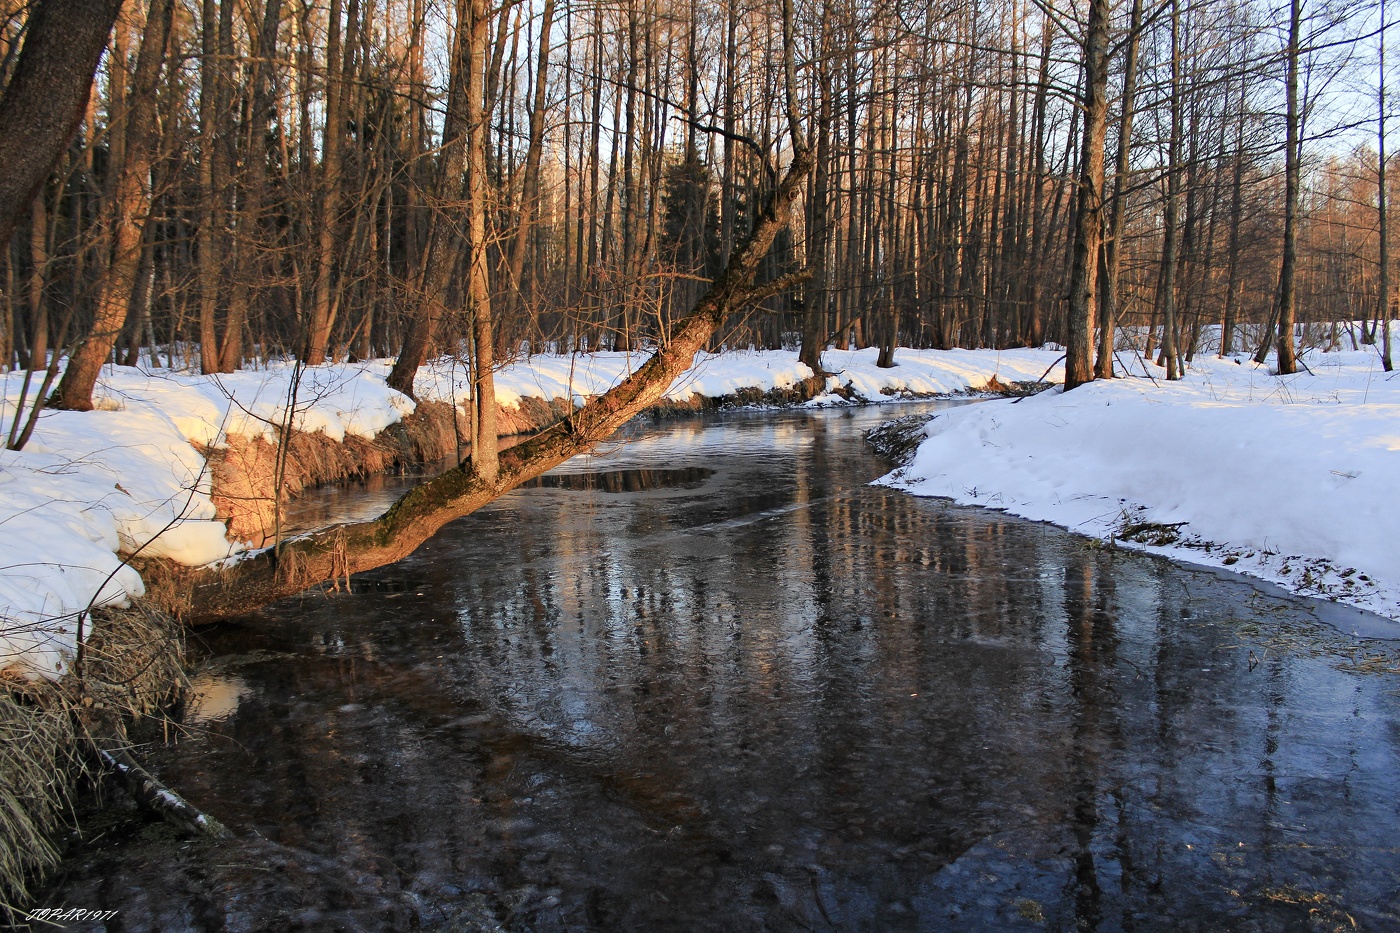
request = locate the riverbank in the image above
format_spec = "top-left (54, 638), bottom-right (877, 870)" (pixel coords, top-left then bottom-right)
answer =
top-left (37, 397), bottom-right (1400, 931)
top-left (0, 346), bottom-right (1061, 682)
top-left (879, 347), bottom-right (1400, 628)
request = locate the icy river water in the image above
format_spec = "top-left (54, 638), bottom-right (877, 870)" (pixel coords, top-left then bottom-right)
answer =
top-left (46, 403), bottom-right (1400, 931)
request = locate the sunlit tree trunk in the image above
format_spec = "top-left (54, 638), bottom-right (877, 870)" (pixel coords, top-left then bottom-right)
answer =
top-left (504, 0), bottom-right (555, 330)
top-left (304, 0), bottom-right (346, 365)
top-left (465, 0), bottom-right (498, 481)
top-left (386, 0), bottom-right (472, 397)
top-left (54, 0), bottom-right (175, 410)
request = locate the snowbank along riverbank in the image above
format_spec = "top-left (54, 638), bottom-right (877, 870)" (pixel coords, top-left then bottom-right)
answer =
top-left (0, 347), bottom-right (1060, 680)
top-left (880, 348), bottom-right (1400, 628)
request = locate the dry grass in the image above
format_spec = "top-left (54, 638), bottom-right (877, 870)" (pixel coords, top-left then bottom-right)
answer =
top-left (0, 601), bottom-right (186, 922)
top-left (0, 691), bottom-right (76, 924)
top-left (979, 375), bottom-right (1052, 396)
top-left (865, 413), bottom-right (935, 465)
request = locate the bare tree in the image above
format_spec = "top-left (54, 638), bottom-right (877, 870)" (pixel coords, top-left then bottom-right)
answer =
top-left (1273, 0), bottom-right (1302, 374)
top-left (1065, 0), bottom-right (1112, 390)
top-left (0, 0), bottom-right (123, 249)
top-left (54, 0), bottom-right (175, 410)
top-left (1379, 0), bottom-right (1393, 370)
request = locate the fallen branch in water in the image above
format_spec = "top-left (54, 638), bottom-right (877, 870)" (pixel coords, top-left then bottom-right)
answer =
top-left (87, 739), bottom-right (233, 840)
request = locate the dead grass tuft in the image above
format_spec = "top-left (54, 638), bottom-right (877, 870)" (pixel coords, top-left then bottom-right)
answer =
top-left (0, 690), bottom-right (77, 923)
top-left (0, 601), bottom-right (186, 922)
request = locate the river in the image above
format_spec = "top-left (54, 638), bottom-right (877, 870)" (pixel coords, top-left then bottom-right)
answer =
top-left (44, 403), bottom-right (1400, 931)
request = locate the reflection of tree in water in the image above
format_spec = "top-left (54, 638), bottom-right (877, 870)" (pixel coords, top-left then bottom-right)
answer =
top-left (521, 467), bottom-right (715, 493)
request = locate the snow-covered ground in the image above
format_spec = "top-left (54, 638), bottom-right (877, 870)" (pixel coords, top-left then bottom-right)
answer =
top-left (0, 346), bottom-right (1056, 680)
top-left (880, 346), bottom-right (1400, 627)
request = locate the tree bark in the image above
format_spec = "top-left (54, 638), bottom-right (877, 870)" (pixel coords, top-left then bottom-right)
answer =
top-left (1096, 0), bottom-right (1141, 379)
top-left (54, 0), bottom-right (175, 411)
top-left (1274, 0), bottom-right (1300, 375)
top-left (1159, 0), bottom-right (1184, 380)
top-left (1379, 0), bottom-right (1392, 371)
top-left (0, 0), bottom-right (124, 251)
top-left (304, 0), bottom-right (345, 365)
top-left (26, 193), bottom-right (51, 371)
top-left (503, 0), bottom-right (555, 328)
top-left (1219, 71), bottom-right (1247, 358)
top-left (464, 0), bottom-right (498, 481)
top-left (1064, 0), bottom-right (1110, 390)
top-left (800, 29), bottom-right (833, 380)
top-left (217, 0), bottom-right (284, 374)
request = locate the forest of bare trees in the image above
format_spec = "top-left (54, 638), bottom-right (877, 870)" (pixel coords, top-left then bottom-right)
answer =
top-left (0, 0), bottom-right (1395, 412)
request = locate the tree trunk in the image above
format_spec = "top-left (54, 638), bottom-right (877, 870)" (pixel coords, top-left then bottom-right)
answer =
top-left (197, 0), bottom-right (226, 374)
top-left (1219, 72), bottom-right (1247, 357)
top-left (1097, 0), bottom-right (1141, 379)
top-left (1379, 0), bottom-right (1393, 371)
top-left (465, 0), bottom-right (498, 482)
top-left (1274, 0), bottom-right (1300, 375)
top-left (26, 193), bottom-right (51, 371)
top-left (1064, 0), bottom-right (1110, 390)
top-left (217, 0), bottom-right (284, 374)
top-left (54, 0), bottom-right (175, 411)
top-left (304, 0), bottom-right (345, 365)
top-left (504, 0), bottom-right (555, 326)
top-left (386, 0), bottom-right (473, 397)
top-left (1159, 0), bottom-right (1184, 381)
top-left (0, 0), bottom-right (124, 251)
top-left (800, 39), bottom-right (833, 380)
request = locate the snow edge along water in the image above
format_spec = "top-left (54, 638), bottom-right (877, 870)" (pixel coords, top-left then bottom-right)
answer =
top-left (876, 349), bottom-right (1400, 637)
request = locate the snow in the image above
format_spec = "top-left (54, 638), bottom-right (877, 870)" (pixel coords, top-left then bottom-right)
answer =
top-left (879, 345), bottom-right (1400, 628)
top-left (814, 347), bottom-right (1061, 398)
top-left (419, 347), bottom-right (1062, 409)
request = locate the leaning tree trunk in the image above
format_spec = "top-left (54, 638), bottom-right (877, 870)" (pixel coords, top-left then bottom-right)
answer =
top-left (151, 8), bottom-right (815, 622)
top-left (54, 0), bottom-right (175, 411)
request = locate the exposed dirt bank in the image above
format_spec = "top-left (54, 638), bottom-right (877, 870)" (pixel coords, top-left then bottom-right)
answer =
top-left (202, 386), bottom-right (827, 545)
